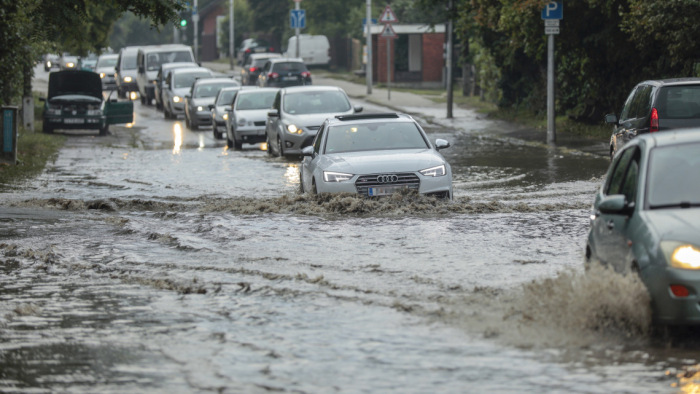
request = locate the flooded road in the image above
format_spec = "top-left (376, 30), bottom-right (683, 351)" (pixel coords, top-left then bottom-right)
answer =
top-left (1, 67), bottom-right (699, 393)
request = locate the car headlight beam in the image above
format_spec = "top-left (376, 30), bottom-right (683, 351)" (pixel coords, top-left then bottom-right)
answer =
top-left (420, 164), bottom-right (446, 177)
top-left (173, 96), bottom-right (181, 103)
top-left (287, 124), bottom-right (302, 134)
top-left (662, 241), bottom-right (700, 270)
top-left (123, 76), bottom-right (132, 83)
top-left (323, 171), bottom-right (353, 183)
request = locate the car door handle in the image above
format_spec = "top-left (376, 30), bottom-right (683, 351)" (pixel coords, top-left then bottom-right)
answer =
top-left (606, 220), bottom-right (615, 230)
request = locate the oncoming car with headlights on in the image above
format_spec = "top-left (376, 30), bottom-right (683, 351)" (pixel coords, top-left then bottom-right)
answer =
top-left (585, 128), bottom-right (700, 325)
top-left (299, 113), bottom-right (453, 199)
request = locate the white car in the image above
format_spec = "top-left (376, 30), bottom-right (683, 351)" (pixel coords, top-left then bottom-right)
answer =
top-left (225, 87), bottom-right (278, 149)
top-left (300, 113), bottom-right (453, 199)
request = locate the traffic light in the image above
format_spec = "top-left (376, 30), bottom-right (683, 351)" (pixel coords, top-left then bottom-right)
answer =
top-left (180, 18), bottom-right (187, 27)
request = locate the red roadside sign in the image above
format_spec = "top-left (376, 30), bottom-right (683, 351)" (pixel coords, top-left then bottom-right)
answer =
top-left (379, 5), bottom-right (398, 24)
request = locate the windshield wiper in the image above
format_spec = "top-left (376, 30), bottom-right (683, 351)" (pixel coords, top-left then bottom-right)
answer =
top-left (649, 201), bottom-right (700, 209)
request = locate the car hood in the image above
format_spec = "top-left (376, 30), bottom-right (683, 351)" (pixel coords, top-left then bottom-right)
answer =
top-left (48, 95), bottom-right (103, 105)
top-left (644, 209), bottom-right (700, 245)
top-left (283, 111), bottom-right (353, 129)
top-left (323, 149), bottom-right (445, 175)
top-left (96, 66), bottom-right (115, 74)
top-left (234, 109), bottom-right (269, 121)
top-left (48, 70), bottom-right (102, 100)
top-left (172, 87), bottom-right (190, 97)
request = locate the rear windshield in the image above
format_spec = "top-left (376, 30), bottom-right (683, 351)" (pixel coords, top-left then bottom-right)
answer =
top-left (236, 91), bottom-right (277, 110)
top-left (174, 72), bottom-right (210, 89)
top-left (271, 62), bottom-right (307, 73)
top-left (656, 85), bottom-right (700, 119)
top-left (283, 90), bottom-right (350, 114)
top-left (646, 142), bottom-right (700, 207)
top-left (122, 54), bottom-right (137, 70)
top-left (96, 57), bottom-right (117, 68)
top-left (325, 121), bottom-right (429, 154)
top-left (252, 58), bottom-right (270, 67)
top-left (146, 50), bottom-right (194, 71)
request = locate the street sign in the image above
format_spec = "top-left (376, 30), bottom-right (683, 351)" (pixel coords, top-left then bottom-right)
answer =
top-left (290, 9), bottom-right (306, 29)
top-left (380, 23), bottom-right (397, 38)
top-left (541, 1), bottom-right (563, 20)
top-left (362, 18), bottom-right (377, 28)
top-left (545, 26), bottom-right (560, 35)
top-left (544, 20), bottom-right (559, 27)
top-left (379, 5), bottom-right (398, 24)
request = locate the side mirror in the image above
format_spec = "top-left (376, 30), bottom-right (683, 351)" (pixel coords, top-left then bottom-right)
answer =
top-left (598, 194), bottom-right (632, 215)
top-left (434, 139), bottom-right (451, 150)
top-left (301, 146), bottom-right (314, 156)
top-left (354, 105), bottom-right (363, 113)
top-left (208, 104), bottom-right (215, 110)
top-left (267, 109), bottom-right (279, 118)
top-left (605, 114), bottom-right (618, 124)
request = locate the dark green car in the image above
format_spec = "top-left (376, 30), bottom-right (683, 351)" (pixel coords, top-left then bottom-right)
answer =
top-left (42, 70), bottom-right (133, 135)
top-left (586, 129), bottom-right (700, 325)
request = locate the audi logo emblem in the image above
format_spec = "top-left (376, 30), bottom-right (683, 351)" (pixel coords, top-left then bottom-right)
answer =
top-left (376, 174), bottom-right (399, 183)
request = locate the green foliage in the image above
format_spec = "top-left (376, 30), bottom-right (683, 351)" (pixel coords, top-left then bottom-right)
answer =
top-left (109, 11), bottom-right (174, 51)
top-left (218, 0), bottom-right (254, 56)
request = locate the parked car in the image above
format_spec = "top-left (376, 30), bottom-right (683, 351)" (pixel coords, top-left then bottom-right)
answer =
top-left (225, 87), bottom-right (278, 149)
top-left (210, 86), bottom-right (245, 140)
top-left (265, 85), bottom-right (361, 157)
top-left (283, 34), bottom-right (331, 67)
top-left (184, 77), bottom-right (239, 130)
top-left (585, 129), bottom-right (700, 325)
top-left (154, 62), bottom-right (198, 111)
top-left (237, 38), bottom-right (275, 66)
top-left (240, 53), bottom-right (281, 85)
top-left (59, 54), bottom-right (79, 70)
top-left (115, 46), bottom-right (140, 99)
top-left (40, 70), bottom-right (133, 135)
top-left (257, 58), bottom-right (311, 88)
top-left (605, 78), bottom-right (700, 159)
top-left (137, 44), bottom-right (196, 106)
top-left (162, 67), bottom-right (213, 119)
top-left (299, 113), bottom-right (453, 199)
top-left (43, 54), bottom-right (60, 72)
top-left (95, 54), bottom-right (119, 91)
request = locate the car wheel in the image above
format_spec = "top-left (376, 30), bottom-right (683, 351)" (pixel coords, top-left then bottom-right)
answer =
top-left (213, 128), bottom-right (222, 140)
top-left (277, 135), bottom-right (284, 157)
top-left (233, 135), bottom-right (242, 150)
top-left (99, 125), bottom-right (109, 136)
top-left (185, 116), bottom-right (191, 129)
top-left (118, 88), bottom-right (125, 99)
top-left (226, 134), bottom-right (234, 148)
top-left (266, 134), bottom-right (274, 156)
top-left (140, 94), bottom-right (145, 105)
top-left (311, 178), bottom-right (318, 195)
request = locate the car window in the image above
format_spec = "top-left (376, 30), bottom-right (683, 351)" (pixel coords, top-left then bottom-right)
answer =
top-left (271, 62), bottom-right (307, 73)
top-left (96, 57), bottom-right (117, 68)
top-left (605, 147), bottom-right (637, 195)
top-left (313, 125), bottom-right (325, 154)
top-left (273, 91), bottom-right (281, 111)
top-left (252, 59), bottom-right (268, 68)
top-left (283, 90), bottom-right (351, 114)
top-left (646, 142), bottom-right (700, 207)
top-left (122, 54), bottom-right (137, 70)
top-left (656, 85), bottom-right (700, 119)
top-left (235, 91), bottom-right (277, 110)
top-left (217, 90), bottom-right (238, 106)
top-left (619, 156), bottom-right (639, 204)
top-left (619, 87), bottom-right (637, 122)
top-left (630, 85), bottom-right (653, 119)
top-left (174, 72), bottom-right (211, 89)
top-left (324, 121), bottom-right (429, 154)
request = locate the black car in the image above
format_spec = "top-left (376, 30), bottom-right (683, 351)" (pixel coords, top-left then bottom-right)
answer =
top-left (241, 53), bottom-right (281, 85)
top-left (237, 38), bottom-right (275, 66)
top-left (605, 78), bottom-right (700, 159)
top-left (41, 70), bottom-right (133, 135)
top-left (257, 58), bottom-right (311, 88)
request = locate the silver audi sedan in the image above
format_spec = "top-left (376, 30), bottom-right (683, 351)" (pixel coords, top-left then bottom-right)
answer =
top-left (300, 113), bottom-right (453, 199)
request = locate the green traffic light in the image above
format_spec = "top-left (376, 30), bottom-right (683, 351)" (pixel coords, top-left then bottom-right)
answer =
top-left (180, 19), bottom-right (187, 27)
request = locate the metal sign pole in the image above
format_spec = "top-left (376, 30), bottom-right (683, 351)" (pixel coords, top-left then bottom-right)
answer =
top-left (386, 37), bottom-right (391, 100)
top-left (295, 1), bottom-right (301, 58)
top-left (366, 0), bottom-right (372, 94)
top-left (547, 33), bottom-right (555, 143)
top-left (229, 0), bottom-right (234, 70)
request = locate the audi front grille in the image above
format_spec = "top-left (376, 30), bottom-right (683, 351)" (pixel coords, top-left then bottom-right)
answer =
top-left (355, 173), bottom-right (420, 196)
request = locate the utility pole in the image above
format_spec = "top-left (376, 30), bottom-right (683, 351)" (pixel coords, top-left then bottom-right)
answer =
top-left (229, 0), bottom-right (234, 70)
top-left (295, 0), bottom-right (301, 57)
top-left (366, 0), bottom-right (372, 95)
top-left (446, 0), bottom-right (453, 119)
top-left (547, 34), bottom-right (555, 143)
top-left (193, 0), bottom-right (199, 62)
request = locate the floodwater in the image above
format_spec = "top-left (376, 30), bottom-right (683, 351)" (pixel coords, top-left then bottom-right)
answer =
top-left (1, 67), bottom-right (700, 393)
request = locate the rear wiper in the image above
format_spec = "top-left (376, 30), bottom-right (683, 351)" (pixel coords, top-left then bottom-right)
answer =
top-left (650, 201), bottom-right (700, 209)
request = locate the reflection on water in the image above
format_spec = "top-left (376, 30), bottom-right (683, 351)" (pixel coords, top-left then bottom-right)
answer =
top-left (673, 365), bottom-right (700, 392)
top-left (173, 123), bottom-right (182, 155)
top-left (285, 163), bottom-right (299, 187)
top-left (260, 142), bottom-right (268, 151)
top-left (198, 134), bottom-right (205, 151)
top-left (129, 91), bottom-right (138, 101)
top-left (221, 145), bottom-right (230, 156)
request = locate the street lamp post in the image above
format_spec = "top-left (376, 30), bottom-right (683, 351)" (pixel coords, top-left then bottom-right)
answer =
top-left (229, 0), bottom-right (234, 70)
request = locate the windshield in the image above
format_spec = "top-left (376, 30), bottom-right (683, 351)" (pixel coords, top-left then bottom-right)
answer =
top-left (236, 91), bottom-right (277, 110)
top-left (324, 121), bottom-right (429, 154)
top-left (271, 62), bottom-right (307, 73)
top-left (283, 90), bottom-right (351, 115)
top-left (96, 57), bottom-right (117, 68)
top-left (146, 50), bottom-right (194, 71)
top-left (194, 82), bottom-right (237, 98)
top-left (657, 85), bottom-right (700, 119)
top-left (216, 90), bottom-right (239, 106)
top-left (174, 72), bottom-right (210, 89)
top-left (647, 142), bottom-right (700, 208)
top-left (122, 54), bottom-right (137, 70)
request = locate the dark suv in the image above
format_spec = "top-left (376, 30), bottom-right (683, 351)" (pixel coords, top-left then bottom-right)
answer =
top-left (257, 58), bottom-right (311, 88)
top-left (606, 78), bottom-right (700, 158)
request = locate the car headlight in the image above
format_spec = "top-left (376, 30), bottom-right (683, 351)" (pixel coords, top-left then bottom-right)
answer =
top-left (66, 62), bottom-right (75, 68)
top-left (46, 61), bottom-right (52, 67)
top-left (87, 109), bottom-right (101, 116)
top-left (99, 73), bottom-right (106, 78)
top-left (123, 76), bottom-right (132, 83)
top-left (46, 108), bottom-right (61, 115)
top-left (237, 118), bottom-right (246, 126)
top-left (197, 106), bottom-right (204, 112)
top-left (419, 164), bottom-right (446, 177)
top-left (287, 124), bottom-right (302, 134)
top-left (323, 171), bottom-right (353, 182)
top-left (173, 96), bottom-right (181, 103)
top-left (223, 113), bottom-right (228, 121)
top-left (661, 241), bottom-right (700, 269)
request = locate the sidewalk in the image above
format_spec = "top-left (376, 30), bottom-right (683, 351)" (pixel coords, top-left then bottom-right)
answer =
top-left (203, 61), bottom-right (609, 157)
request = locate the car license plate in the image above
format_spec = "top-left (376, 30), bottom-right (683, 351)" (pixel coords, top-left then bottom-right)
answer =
top-left (64, 118), bottom-right (84, 124)
top-left (368, 186), bottom-right (401, 196)
top-left (283, 76), bottom-right (298, 81)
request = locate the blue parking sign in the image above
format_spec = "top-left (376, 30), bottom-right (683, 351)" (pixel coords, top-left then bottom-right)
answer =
top-left (291, 9), bottom-right (306, 29)
top-left (541, 1), bottom-right (563, 19)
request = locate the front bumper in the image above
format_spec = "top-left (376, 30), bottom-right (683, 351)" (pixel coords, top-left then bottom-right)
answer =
top-left (645, 266), bottom-right (700, 325)
top-left (192, 111), bottom-right (212, 126)
top-left (44, 115), bottom-right (106, 130)
top-left (315, 171), bottom-right (453, 199)
top-left (171, 101), bottom-right (185, 115)
top-left (280, 131), bottom-right (317, 155)
top-left (118, 81), bottom-right (138, 92)
top-left (235, 126), bottom-right (267, 144)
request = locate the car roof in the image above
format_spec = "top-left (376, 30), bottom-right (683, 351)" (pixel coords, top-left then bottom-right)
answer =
top-left (238, 87), bottom-right (279, 94)
top-left (171, 67), bottom-right (211, 75)
top-left (282, 85), bottom-right (341, 94)
top-left (160, 62), bottom-right (198, 70)
top-left (325, 113), bottom-right (415, 126)
top-left (638, 78), bottom-right (700, 87)
top-left (640, 128), bottom-right (700, 148)
top-left (268, 57), bottom-right (304, 64)
top-left (119, 46), bottom-right (141, 54)
top-left (193, 77), bottom-right (238, 86)
top-left (98, 54), bottom-right (118, 59)
top-left (250, 53), bottom-right (281, 59)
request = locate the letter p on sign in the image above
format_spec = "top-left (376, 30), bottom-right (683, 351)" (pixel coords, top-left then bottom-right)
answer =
top-left (541, 1), bottom-right (563, 20)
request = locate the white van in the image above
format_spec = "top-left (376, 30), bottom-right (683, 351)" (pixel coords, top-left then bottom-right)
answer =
top-left (283, 35), bottom-right (330, 67)
top-left (136, 44), bottom-right (196, 105)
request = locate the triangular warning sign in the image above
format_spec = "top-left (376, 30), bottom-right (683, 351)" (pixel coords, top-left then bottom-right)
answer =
top-left (380, 23), bottom-right (397, 38)
top-left (379, 5), bottom-right (398, 24)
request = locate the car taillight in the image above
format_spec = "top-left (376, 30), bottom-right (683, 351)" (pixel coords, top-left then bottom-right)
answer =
top-left (301, 71), bottom-right (311, 78)
top-left (269, 47), bottom-right (274, 52)
top-left (245, 48), bottom-right (251, 53)
top-left (650, 107), bottom-right (659, 132)
top-left (268, 72), bottom-right (279, 79)
top-left (249, 67), bottom-right (257, 72)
